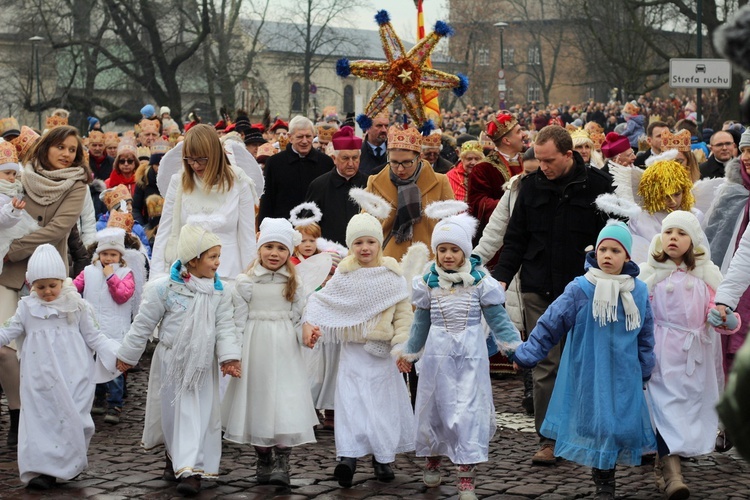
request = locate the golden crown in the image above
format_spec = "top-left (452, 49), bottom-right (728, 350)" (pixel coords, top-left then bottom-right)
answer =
top-left (387, 125), bottom-right (422, 153)
top-left (662, 129), bottom-right (691, 152)
top-left (420, 131), bottom-right (442, 149)
top-left (45, 115), bottom-right (68, 129)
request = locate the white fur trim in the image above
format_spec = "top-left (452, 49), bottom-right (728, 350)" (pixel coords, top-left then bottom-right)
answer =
top-left (391, 342), bottom-right (422, 362)
top-left (349, 187), bottom-right (392, 220)
top-left (644, 148), bottom-right (678, 168)
top-left (595, 193), bottom-right (641, 219)
top-left (400, 242), bottom-right (430, 286)
top-left (289, 201), bottom-right (323, 227)
top-left (424, 200), bottom-right (469, 220)
top-left (316, 237), bottom-right (348, 257)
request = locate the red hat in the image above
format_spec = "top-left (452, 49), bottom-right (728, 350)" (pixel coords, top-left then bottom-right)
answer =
top-left (270, 119), bottom-right (288, 132)
top-left (224, 123), bottom-right (236, 133)
top-left (486, 112), bottom-right (518, 142)
top-left (214, 119), bottom-right (227, 131)
top-left (331, 126), bottom-right (362, 151)
top-left (600, 132), bottom-right (631, 159)
top-left (251, 123), bottom-right (266, 133)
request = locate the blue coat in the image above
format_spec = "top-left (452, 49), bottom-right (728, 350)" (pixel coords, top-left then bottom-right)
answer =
top-left (515, 258), bottom-right (656, 469)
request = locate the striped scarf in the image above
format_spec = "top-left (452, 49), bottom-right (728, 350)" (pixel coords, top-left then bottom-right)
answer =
top-left (389, 162), bottom-right (422, 244)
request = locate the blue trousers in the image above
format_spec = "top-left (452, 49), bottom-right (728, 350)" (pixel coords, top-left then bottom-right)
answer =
top-left (95, 374), bottom-right (124, 409)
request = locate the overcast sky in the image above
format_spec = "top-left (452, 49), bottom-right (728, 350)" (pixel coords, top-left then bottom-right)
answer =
top-left (348, 0), bottom-right (449, 44)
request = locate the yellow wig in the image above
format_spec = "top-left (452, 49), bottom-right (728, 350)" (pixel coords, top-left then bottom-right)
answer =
top-left (637, 160), bottom-right (694, 214)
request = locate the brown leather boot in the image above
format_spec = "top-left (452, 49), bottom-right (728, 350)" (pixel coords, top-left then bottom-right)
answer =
top-left (662, 455), bottom-right (690, 500)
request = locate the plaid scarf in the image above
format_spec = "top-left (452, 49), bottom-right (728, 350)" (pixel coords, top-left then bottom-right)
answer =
top-left (389, 162), bottom-right (422, 244)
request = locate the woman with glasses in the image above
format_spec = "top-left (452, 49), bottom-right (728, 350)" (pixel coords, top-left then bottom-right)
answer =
top-left (105, 137), bottom-right (139, 195)
top-left (150, 124), bottom-right (257, 280)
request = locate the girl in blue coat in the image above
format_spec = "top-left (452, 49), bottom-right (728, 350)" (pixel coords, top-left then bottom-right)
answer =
top-left (513, 221), bottom-right (656, 500)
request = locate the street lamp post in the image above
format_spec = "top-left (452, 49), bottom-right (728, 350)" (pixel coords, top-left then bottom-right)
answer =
top-left (494, 22), bottom-right (508, 109)
top-left (29, 36), bottom-right (44, 131)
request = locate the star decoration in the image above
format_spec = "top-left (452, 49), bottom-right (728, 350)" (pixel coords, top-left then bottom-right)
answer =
top-left (336, 10), bottom-right (468, 132)
top-left (398, 69), bottom-right (413, 83)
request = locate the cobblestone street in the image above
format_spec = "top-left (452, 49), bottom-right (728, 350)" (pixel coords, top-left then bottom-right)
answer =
top-left (0, 347), bottom-right (748, 499)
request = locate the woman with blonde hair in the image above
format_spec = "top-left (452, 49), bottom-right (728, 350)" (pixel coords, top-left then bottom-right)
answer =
top-left (151, 124), bottom-right (257, 279)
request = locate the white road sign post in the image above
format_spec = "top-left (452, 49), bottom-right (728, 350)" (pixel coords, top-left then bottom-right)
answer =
top-left (669, 59), bottom-right (732, 89)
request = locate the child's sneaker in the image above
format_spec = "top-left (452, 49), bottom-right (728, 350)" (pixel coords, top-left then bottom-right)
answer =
top-left (423, 456), bottom-right (442, 487)
top-left (104, 408), bottom-right (121, 424)
top-left (457, 464), bottom-right (477, 500)
top-left (91, 398), bottom-right (106, 415)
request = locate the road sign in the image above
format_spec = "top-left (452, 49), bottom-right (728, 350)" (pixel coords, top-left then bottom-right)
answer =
top-left (499, 91), bottom-right (506, 100)
top-left (498, 81), bottom-right (507, 91)
top-left (669, 59), bottom-right (732, 89)
top-left (497, 69), bottom-right (505, 79)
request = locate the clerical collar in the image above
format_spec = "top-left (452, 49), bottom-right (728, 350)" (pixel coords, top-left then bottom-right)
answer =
top-left (291, 145), bottom-right (307, 158)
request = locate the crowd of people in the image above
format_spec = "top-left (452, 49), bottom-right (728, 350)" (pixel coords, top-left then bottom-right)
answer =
top-left (0, 95), bottom-right (749, 500)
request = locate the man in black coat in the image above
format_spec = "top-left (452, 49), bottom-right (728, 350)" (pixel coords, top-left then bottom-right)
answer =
top-left (258, 116), bottom-right (334, 222)
top-left (700, 130), bottom-right (736, 179)
top-left (634, 120), bottom-right (669, 168)
top-left (493, 125), bottom-right (613, 465)
top-left (305, 126), bottom-right (368, 246)
top-left (358, 113), bottom-right (389, 176)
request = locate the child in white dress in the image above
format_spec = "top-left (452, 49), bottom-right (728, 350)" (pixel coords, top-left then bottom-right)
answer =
top-left (394, 206), bottom-right (522, 500)
top-left (303, 209), bottom-right (415, 488)
top-left (116, 221), bottom-right (241, 497)
top-left (0, 141), bottom-right (38, 273)
top-left (0, 244), bottom-right (119, 490)
top-left (221, 218), bottom-right (318, 488)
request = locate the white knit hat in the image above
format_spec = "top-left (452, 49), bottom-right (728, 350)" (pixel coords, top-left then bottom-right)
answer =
top-left (95, 227), bottom-right (126, 256)
top-left (257, 218), bottom-right (302, 254)
top-left (661, 210), bottom-right (703, 247)
top-left (740, 128), bottom-right (750, 151)
top-left (345, 213), bottom-right (384, 247)
top-left (430, 212), bottom-right (478, 259)
top-left (26, 244), bottom-right (67, 284)
top-left (177, 218), bottom-right (222, 264)
top-left (160, 106), bottom-right (171, 116)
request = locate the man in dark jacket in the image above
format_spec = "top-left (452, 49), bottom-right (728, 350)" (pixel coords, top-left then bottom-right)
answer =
top-left (494, 125), bottom-right (613, 465)
top-left (700, 130), bottom-right (736, 179)
top-left (358, 113), bottom-right (389, 176)
top-left (258, 116), bottom-right (334, 222)
top-left (634, 120), bottom-right (669, 168)
top-left (305, 126), bottom-right (368, 246)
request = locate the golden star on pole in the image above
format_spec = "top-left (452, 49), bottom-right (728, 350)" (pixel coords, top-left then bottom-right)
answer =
top-left (336, 10), bottom-right (468, 130)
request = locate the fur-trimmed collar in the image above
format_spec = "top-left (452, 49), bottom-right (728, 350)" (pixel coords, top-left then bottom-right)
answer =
top-left (337, 254), bottom-right (403, 275)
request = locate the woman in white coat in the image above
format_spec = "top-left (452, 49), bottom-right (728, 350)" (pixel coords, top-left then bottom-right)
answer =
top-left (151, 124), bottom-right (259, 279)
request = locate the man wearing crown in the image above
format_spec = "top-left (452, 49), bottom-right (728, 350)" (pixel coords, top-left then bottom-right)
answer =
top-left (468, 112), bottom-right (525, 248)
top-left (420, 130), bottom-right (452, 174)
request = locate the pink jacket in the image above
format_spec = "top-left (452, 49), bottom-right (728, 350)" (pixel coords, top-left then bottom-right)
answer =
top-left (73, 268), bottom-right (135, 305)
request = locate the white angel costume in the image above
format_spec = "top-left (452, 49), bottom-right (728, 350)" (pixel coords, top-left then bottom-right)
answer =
top-left (0, 181), bottom-right (39, 274)
top-left (0, 285), bottom-right (119, 484)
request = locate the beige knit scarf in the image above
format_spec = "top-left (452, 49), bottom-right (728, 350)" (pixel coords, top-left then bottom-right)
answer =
top-left (21, 163), bottom-right (88, 206)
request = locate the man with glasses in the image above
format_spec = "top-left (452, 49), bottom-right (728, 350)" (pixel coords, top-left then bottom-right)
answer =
top-left (365, 124), bottom-right (454, 261)
top-left (701, 130), bottom-right (737, 179)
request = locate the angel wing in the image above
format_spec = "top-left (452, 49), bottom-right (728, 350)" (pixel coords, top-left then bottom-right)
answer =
top-left (295, 252), bottom-right (333, 298)
top-left (691, 177), bottom-right (724, 219)
top-left (156, 141), bottom-right (184, 196)
top-left (124, 248), bottom-right (148, 317)
top-left (608, 162), bottom-right (644, 206)
top-left (225, 140), bottom-right (265, 198)
top-left (400, 242), bottom-right (430, 294)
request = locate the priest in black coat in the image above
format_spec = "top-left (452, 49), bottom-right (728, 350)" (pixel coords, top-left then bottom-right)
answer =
top-left (305, 126), bottom-right (368, 246)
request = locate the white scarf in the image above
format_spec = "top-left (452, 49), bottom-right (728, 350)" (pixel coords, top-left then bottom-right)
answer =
top-left (435, 259), bottom-right (475, 289)
top-left (0, 179), bottom-right (23, 198)
top-left (304, 256), bottom-right (408, 342)
top-left (584, 267), bottom-right (641, 331)
top-left (29, 280), bottom-right (87, 324)
top-left (164, 272), bottom-right (217, 403)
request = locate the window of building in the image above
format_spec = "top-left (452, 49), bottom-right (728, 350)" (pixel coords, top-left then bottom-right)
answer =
top-left (587, 86), bottom-right (596, 101)
top-left (478, 47), bottom-right (490, 66)
top-left (291, 82), bottom-right (302, 113)
top-left (527, 82), bottom-right (541, 102)
top-left (343, 85), bottom-right (354, 113)
top-left (527, 45), bottom-right (541, 66)
top-left (503, 47), bottom-right (515, 65)
top-left (482, 87), bottom-right (489, 105)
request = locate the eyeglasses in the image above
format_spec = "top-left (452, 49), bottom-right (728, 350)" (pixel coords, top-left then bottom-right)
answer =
top-left (389, 158), bottom-right (418, 171)
top-left (712, 142), bottom-right (733, 149)
top-left (119, 158), bottom-right (135, 164)
top-left (184, 157), bottom-right (209, 166)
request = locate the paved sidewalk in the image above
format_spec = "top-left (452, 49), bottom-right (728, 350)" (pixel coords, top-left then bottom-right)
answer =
top-left (0, 347), bottom-right (748, 499)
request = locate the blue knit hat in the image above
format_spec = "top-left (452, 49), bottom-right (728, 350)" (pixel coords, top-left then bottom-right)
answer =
top-left (596, 220), bottom-right (632, 258)
top-left (140, 104), bottom-right (155, 118)
top-left (87, 116), bottom-right (100, 131)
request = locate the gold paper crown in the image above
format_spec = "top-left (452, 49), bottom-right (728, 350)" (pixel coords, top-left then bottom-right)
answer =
top-left (45, 115), bottom-right (68, 129)
top-left (107, 210), bottom-right (134, 232)
top-left (256, 142), bottom-right (279, 160)
top-left (88, 131), bottom-right (105, 143)
top-left (0, 140), bottom-right (19, 166)
top-left (116, 137), bottom-right (138, 157)
top-left (150, 138), bottom-right (170, 155)
top-left (10, 126), bottom-right (40, 160)
top-left (590, 132), bottom-right (605, 150)
top-left (137, 119), bottom-right (160, 134)
top-left (82, 148), bottom-right (89, 168)
top-left (478, 131), bottom-right (495, 150)
top-left (662, 129), bottom-right (691, 152)
top-left (584, 121), bottom-right (604, 134)
top-left (568, 127), bottom-right (592, 144)
top-left (101, 184), bottom-right (132, 210)
top-left (421, 131), bottom-right (443, 149)
top-left (103, 132), bottom-right (120, 146)
top-left (316, 124), bottom-right (338, 142)
top-left (460, 140), bottom-right (484, 157)
top-left (0, 117), bottom-right (20, 136)
top-left (648, 114), bottom-right (663, 125)
top-left (387, 124), bottom-right (422, 153)
top-left (137, 146), bottom-right (151, 159)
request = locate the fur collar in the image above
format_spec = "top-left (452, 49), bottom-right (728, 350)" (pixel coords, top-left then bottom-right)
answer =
top-left (337, 254), bottom-right (403, 275)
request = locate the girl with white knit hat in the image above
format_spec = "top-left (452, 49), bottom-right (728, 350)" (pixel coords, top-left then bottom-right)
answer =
top-left (303, 188), bottom-right (415, 488)
top-left (0, 244), bottom-right (120, 490)
top-left (640, 210), bottom-right (741, 499)
top-left (116, 219), bottom-right (241, 497)
top-left (221, 217), bottom-right (319, 489)
top-left (394, 201), bottom-right (522, 500)
top-left (73, 227), bottom-right (135, 424)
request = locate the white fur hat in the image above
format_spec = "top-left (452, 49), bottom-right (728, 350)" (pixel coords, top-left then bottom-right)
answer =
top-left (345, 213), bottom-right (384, 248)
top-left (257, 218), bottom-right (301, 254)
top-left (26, 244), bottom-right (67, 284)
top-left (177, 217), bottom-right (222, 264)
top-left (95, 227), bottom-right (126, 256)
top-left (425, 200), bottom-right (477, 259)
top-left (661, 210), bottom-right (703, 247)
